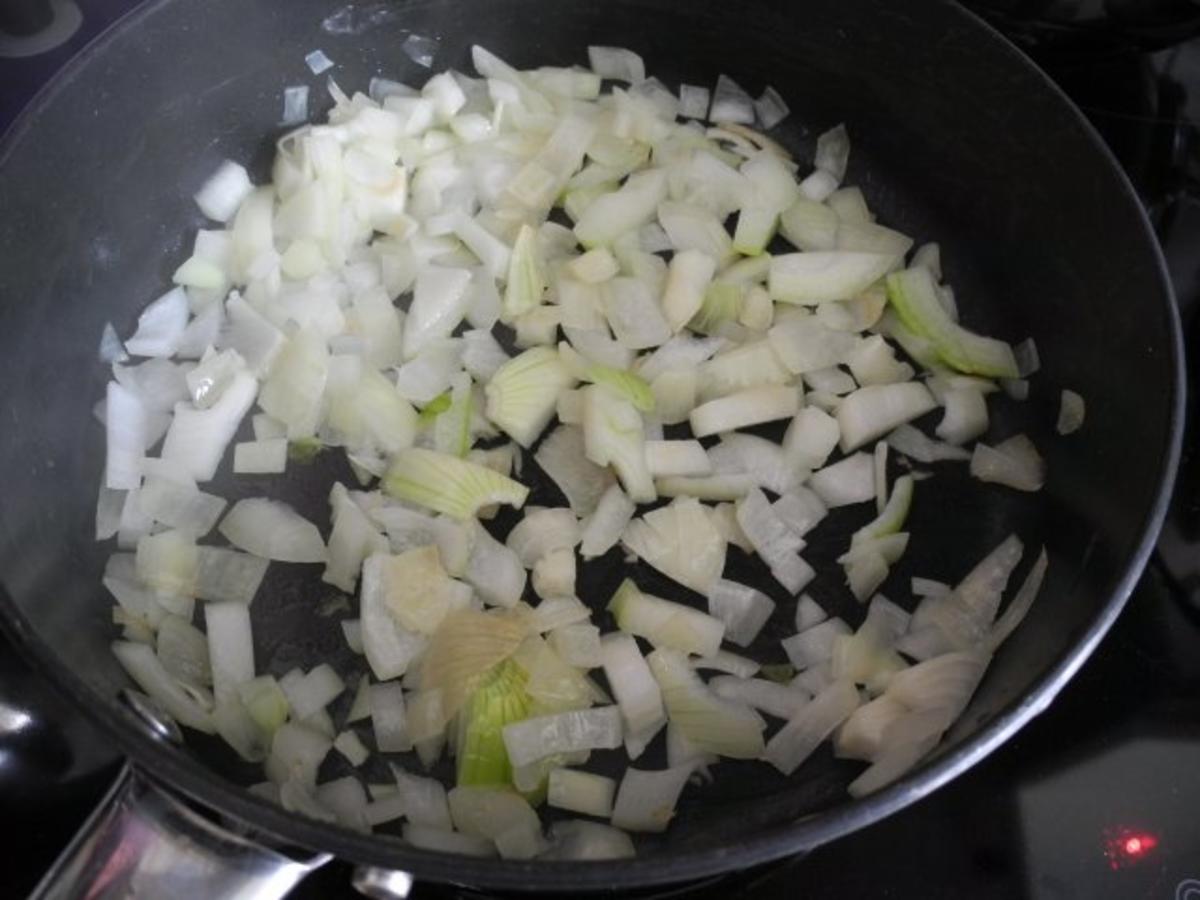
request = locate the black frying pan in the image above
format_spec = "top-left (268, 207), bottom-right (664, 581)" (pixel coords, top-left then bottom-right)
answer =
top-left (0, 0), bottom-right (1183, 893)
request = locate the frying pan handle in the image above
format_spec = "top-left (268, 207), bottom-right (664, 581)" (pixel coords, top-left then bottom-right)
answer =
top-left (30, 763), bottom-right (332, 900)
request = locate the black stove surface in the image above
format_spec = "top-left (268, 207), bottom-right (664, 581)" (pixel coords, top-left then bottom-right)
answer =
top-left (2, 2), bottom-right (1199, 898)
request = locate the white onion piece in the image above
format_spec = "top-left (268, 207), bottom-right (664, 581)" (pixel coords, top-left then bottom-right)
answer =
top-left (837, 383), bottom-right (938, 453)
top-left (542, 821), bottom-right (635, 860)
top-left (782, 618), bottom-right (851, 670)
top-left (233, 439), bottom-right (287, 474)
top-left (370, 681), bottom-right (411, 752)
top-left (580, 483), bottom-right (636, 559)
top-left (205, 601), bottom-right (254, 703)
top-left (986, 547), bottom-right (1048, 651)
top-left (112, 640), bottom-right (214, 733)
top-left (936, 388), bottom-right (989, 445)
top-left (535, 425), bottom-right (616, 516)
top-left (219, 498), bottom-right (327, 563)
top-left (104, 382), bottom-right (146, 490)
top-left (754, 86), bottom-right (789, 128)
top-left (809, 452), bottom-right (875, 507)
top-left (611, 764), bottom-right (694, 833)
top-left (600, 633), bottom-right (665, 746)
top-left (621, 497), bottom-right (726, 596)
top-left (795, 594), bottom-right (828, 632)
top-left (970, 434), bottom-right (1045, 492)
top-left (678, 84), bottom-right (710, 119)
top-left (774, 486), bottom-right (828, 538)
top-left (691, 649), bottom-right (760, 678)
top-left (764, 679), bottom-right (860, 775)
top-left (709, 676), bottom-right (808, 720)
top-left (709, 74), bottom-right (755, 125)
top-left (690, 384), bottom-right (799, 438)
top-left (707, 579), bottom-right (776, 647)
top-left (281, 86), bottom-right (309, 125)
top-left (137, 477), bottom-right (226, 536)
top-left (1057, 389), bottom-right (1086, 435)
top-left (710, 433), bottom-right (799, 495)
top-left (886, 423), bottom-right (971, 463)
top-left (194, 161), bottom-right (253, 223)
top-left (502, 706), bottom-right (623, 768)
top-left (463, 521), bottom-right (526, 608)
top-left (587, 45), bottom-right (645, 83)
top-left (125, 287), bottom-right (189, 358)
top-left (160, 371), bottom-right (257, 481)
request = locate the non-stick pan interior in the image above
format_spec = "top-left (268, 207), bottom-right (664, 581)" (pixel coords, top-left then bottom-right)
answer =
top-left (0, 0), bottom-right (1180, 887)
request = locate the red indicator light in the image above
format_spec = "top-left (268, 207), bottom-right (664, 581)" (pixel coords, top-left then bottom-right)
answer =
top-left (1104, 827), bottom-right (1160, 870)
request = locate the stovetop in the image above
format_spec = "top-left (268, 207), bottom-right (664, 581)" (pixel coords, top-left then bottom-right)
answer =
top-left (2, 2), bottom-right (1199, 898)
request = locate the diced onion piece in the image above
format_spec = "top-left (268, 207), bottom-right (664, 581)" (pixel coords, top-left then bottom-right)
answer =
top-left (580, 484), bottom-right (636, 558)
top-left (205, 601), bottom-right (255, 703)
top-left (621, 498), bottom-right (726, 596)
top-left (112, 640), bottom-right (214, 734)
top-left (707, 579), bottom-right (776, 647)
top-left (1057, 389), bottom-right (1086, 435)
top-left (194, 161), bottom-right (253, 223)
top-left (769, 252), bottom-right (901, 305)
top-left (218, 498), bottom-right (326, 563)
top-left (809, 452), bottom-right (875, 507)
top-left (543, 820), bottom-right (635, 860)
top-left (709, 74), bottom-right (755, 125)
top-left (383, 448), bottom-right (529, 520)
top-left (648, 647), bottom-right (765, 759)
top-left (502, 706), bottom-right (623, 768)
top-left (587, 46), bottom-right (645, 83)
top-left (782, 618), bottom-right (851, 670)
top-left (611, 765), bottom-right (694, 833)
top-left (464, 521), bottom-right (527, 608)
top-left (691, 649), bottom-right (760, 678)
top-left (233, 439), bottom-right (287, 474)
top-left (886, 267), bottom-right (1019, 378)
top-left (600, 633), bottom-right (664, 748)
top-left (709, 676), bottom-right (808, 720)
top-left (486, 347), bottom-right (576, 448)
top-left (535, 424), bottom-right (617, 517)
top-left (837, 383), bottom-right (938, 453)
top-left (970, 434), bottom-right (1045, 492)
top-left (575, 170), bottom-right (667, 249)
top-left (548, 768), bottom-right (616, 818)
top-left (795, 594), bottom-right (828, 631)
top-left (304, 49), bottom-right (334, 74)
top-left (690, 384), bottom-right (799, 438)
top-left (763, 679), bottom-right (860, 775)
top-left (754, 86), bottom-right (789, 128)
top-left (608, 578), bottom-right (725, 658)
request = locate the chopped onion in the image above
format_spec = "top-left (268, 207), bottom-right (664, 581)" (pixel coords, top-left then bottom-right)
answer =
top-left (707, 579), bottom-right (776, 647)
top-left (304, 49), bottom-right (334, 75)
top-left (600, 633), bottom-right (664, 753)
top-left (194, 162), bottom-right (253, 223)
top-left (782, 618), bottom-right (851, 670)
top-left (587, 46), bottom-right (645, 83)
top-left (621, 498), bottom-right (726, 596)
top-left (763, 679), bottom-right (860, 775)
top-left (709, 74), bottom-right (755, 125)
top-left (754, 86), bottom-right (789, 129)
top-left (281, 85), bottom-right (309, 126)
top-left (1057, 389), bottom-right (1086, 435)
top-left (542, 820), bottom-right (635, 860)
top-left (970, 434), bottom-right (1045, 492)
top-left (611, 764), bottom-right (694, 833)
top-left (219, 498), bottom-right (327, 563)
top-left (502, 706), bottom-right (623, 768)
top-left (580, 484), bottom-right (636, 558)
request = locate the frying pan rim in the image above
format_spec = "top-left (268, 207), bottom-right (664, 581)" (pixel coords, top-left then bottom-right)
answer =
top-left (0, 0), bottom-right (1185, 889)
